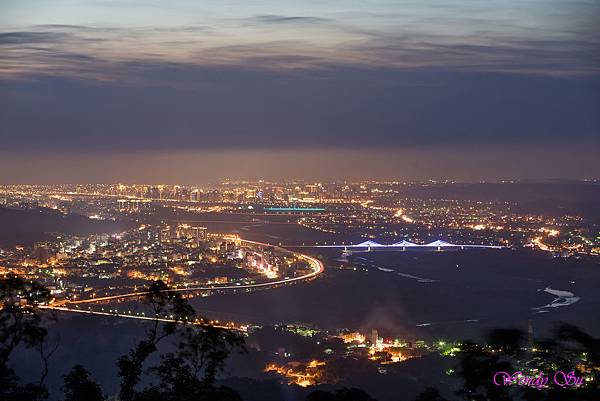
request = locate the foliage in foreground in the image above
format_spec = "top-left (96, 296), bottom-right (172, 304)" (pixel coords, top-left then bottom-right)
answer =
top-left (2, 274), bottom-right (599, 401)
top-left (1, 275), bottom-right (245, 401)
top-left (414, 324), bottom-right (600, 401)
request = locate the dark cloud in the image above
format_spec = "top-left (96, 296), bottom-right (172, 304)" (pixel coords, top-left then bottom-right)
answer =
top-left (0, 31), bottom-right (69, 45)
top-left (32, 24), bottom-right (92, 30)
top-left (0, 60), bottom-right (598, 154)
top-left (252, 15), bottom-right (330, 24)
top-left (339, 32), bottom-right (600, 76)
top-left (2, 24), bottom-right (597, 77)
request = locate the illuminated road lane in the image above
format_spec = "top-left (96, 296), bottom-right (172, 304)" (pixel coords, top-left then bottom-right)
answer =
top-left (41, 305), bottom-right (246, 332)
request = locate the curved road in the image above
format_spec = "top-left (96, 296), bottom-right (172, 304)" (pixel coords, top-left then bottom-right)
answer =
top-left (55, 238), bottom-right (324, 306)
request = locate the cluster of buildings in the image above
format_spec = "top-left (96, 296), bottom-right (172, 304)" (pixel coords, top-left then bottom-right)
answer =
top-left (0, 223), bottom-right (302, 303)
top-left (261, 324), bottom-right (455, 387)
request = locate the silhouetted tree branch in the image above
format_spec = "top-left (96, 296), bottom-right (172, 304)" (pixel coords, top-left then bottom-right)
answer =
top-left (0, 273), bottom-right (51, 401)
top-left (62, 364), bottom-right (104, 401)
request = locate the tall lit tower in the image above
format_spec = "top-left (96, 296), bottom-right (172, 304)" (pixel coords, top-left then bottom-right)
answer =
top-left (371, 329), bottom-right (379, 347)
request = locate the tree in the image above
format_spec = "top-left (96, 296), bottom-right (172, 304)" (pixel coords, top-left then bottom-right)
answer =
top-left (414, 323), bottom-right (600, 401)
top-left (0, 273), bottom-right (51, 401)
top-left (1, 275), bottom-right (245, 401)
top-left (0, 273), bottom-right (51, 363)
top-left (454, 337), bottom-right (517, 401)
top-left (116, 280), bottom-right (245, 401)
top-left (62, 365), bottom-right (104, 401)
top-left (117, 280), bottom-right (195, 401)
top-left (133, 320), bottom-right (246, 400)
top-left (175, 324), bottom-right (246, 385)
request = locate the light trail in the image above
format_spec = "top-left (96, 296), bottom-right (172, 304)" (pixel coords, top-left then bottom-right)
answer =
top-left (531, 236), bottom-right (552, 251)
top-left (41, 305), bottom-right (246, 332)
top-left (56, 238), bottom-right (324, 306)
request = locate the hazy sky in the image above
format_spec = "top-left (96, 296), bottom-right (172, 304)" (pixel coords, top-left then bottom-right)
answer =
top-left (0, 0), bottom-right (598, 183)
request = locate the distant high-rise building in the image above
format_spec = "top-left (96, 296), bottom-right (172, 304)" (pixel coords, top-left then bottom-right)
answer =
top-left (146, 186), bottom-right (161, 199)
top-left (33, 246), bottom-right (50, 264)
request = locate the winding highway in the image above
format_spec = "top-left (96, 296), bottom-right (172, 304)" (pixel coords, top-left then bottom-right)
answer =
top-left (45, 239), bottom-right (325, 326)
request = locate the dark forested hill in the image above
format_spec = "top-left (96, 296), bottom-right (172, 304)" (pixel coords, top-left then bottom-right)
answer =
top-left (0, 207), bottom-right (131, 247)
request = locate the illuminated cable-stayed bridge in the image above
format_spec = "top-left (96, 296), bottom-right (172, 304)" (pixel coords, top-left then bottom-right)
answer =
top-left (305, 239), bottom-right (503, 251)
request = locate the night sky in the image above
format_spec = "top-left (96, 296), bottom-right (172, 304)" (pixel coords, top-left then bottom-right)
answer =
top-left (1, 0), bottom-right (598, 183)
